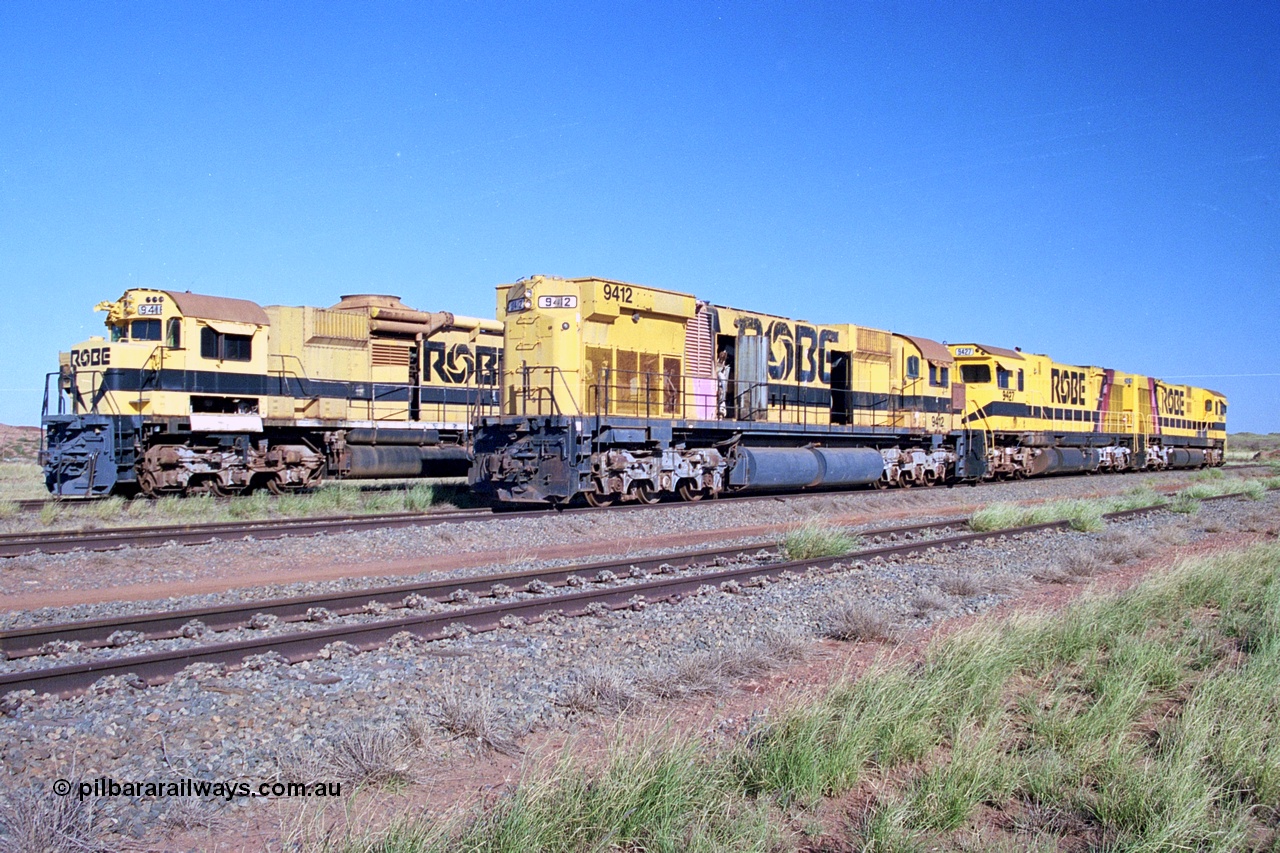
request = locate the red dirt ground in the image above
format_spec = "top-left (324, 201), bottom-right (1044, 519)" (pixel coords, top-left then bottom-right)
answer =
top-left (154, 528), bottom-right (1275, 853)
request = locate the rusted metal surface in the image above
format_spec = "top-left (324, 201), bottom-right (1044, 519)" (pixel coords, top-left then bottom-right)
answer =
top-left (0, 518), bottom-right (964, 658)
top-left (13, 494), bottom-right (1245, 701)
top-left (0, 508), bottom-right (498, 557)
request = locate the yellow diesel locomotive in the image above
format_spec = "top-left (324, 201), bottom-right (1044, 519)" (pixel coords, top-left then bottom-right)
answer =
top-left (469, 275), bottom-right (1225, 504)
top-left (42, 289), bottom-right (502, 496)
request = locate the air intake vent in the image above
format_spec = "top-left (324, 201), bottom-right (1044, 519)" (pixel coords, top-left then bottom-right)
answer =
top-left (372, 343), bottom-right (410, 367)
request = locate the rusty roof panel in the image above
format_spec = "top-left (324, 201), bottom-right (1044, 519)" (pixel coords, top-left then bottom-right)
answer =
top-left (899, 334), bottom-right (953, 365)
top-left (164, 291), bottom-right (270, 326)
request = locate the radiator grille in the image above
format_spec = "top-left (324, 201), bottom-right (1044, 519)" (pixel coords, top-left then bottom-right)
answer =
top-left (683, 306), bottom-right (714, 378)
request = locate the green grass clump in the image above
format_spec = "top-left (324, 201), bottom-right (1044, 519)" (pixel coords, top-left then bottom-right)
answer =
top-left (338, 542), bottom-right (1280, 852)
top-left (969, 498), bottom-right (1114, 533)
top-left (781, 522), bottom-right (861, 561)
top-left (0, 461), bottom-right (49, 502)
top-left (1239, 480), bottom-right (1267, 501)
top-left (402, 483), bottom-right (436, 512)
top-left (408, 739), bottom-right (780, 852)
top-left (738, 544), bottom-right (1280, 851)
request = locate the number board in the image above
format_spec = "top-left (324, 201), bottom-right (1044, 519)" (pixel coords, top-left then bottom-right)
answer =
top-left (537, 295), bottom-right (578, 309)
top-left (953, 346), bottom-right (976, 356)
top-left (138, 303), bottom-right (163, 316)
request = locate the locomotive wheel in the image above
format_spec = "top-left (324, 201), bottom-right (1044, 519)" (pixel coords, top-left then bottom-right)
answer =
top-left (583, 489), bottom-right (616, 507)
top-left (872, 477), bottom-right (888, 490)
top-left (677, 481), bottom-right (706, 502)
top-left (631, 483), bottom-right (661, 505)
top-left (923, 470), bottom-right (939, 486)
top-left (266, 477), bottom-right (289, 496)
top-left (138, 471), bottom-right (159, 499)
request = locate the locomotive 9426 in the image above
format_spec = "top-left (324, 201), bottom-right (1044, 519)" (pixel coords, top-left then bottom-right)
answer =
top-left (469, 276), bottom-right (1226, 505)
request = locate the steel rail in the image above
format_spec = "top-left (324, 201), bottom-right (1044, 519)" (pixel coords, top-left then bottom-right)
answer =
top-left (4, 467), bottom-right (1255, 557)
top-left (0, 507), bottom-right (503, 558)
top-left (1, 494), bottom-right (1246, 700)
top-left (0, 518), bottom-right (964, 658)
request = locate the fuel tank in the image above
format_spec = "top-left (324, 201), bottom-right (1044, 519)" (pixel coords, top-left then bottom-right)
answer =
top-left (346, 445), bottom-right (471, 478)
top-left (1027, 447), bottom-right (1102, 476)
top-left (730, 447), bottom-right (883, 490)
top-left (1166, 448), bottom-right (1207, 469)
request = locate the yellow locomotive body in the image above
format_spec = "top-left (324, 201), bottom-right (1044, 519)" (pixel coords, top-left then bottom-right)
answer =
top-left (472, 275), bottom-right (1226, 505)
top-left (474, 276), bottom-right (965, 504)
top-left (949, 343), bottom-right (1225, 475)
top-left (43, 288), bottom-right (501, 496)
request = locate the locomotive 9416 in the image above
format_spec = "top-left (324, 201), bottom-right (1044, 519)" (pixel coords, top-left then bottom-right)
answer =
top-left (43, 289), bottom-right (502, 497)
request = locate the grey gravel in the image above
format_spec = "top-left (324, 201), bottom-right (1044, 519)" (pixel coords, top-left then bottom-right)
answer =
top-left (0, 476), bottom-right (1274, 847)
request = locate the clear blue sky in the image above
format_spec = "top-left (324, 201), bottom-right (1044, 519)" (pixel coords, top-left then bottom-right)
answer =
top-left (2, 2), bottom-right (1276, 431)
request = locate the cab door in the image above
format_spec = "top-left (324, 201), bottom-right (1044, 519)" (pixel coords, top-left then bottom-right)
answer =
top-left (951, 382), bottom-right (966, 419)
top-left (734, 334), bottom-right (769, 420)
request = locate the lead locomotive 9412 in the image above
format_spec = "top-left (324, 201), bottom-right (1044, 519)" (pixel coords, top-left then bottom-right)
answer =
top-left (469, 276), bottom-right (1227, 505)
top-left (42, 289), bottom-right (502, 497)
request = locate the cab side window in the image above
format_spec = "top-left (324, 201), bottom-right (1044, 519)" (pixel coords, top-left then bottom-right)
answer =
top-left (996, 367), bottom-right (1011, 389)
top-left (201, 328), bottom-right (253, 362)
top-left (906, 356), bottom-right (920, 379)
top-left (223, 334), bottom-right (252, 361)
top-left (166, 318), bottom-right (182, 348)
top-left (929, 365), bottom-right (949, 387)
top-left (201, 327), bottom-right (219, 359)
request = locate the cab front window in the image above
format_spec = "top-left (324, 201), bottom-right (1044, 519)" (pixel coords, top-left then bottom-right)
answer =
top-left (132, 319), bottom-right (162, 341)
top-left (960, 364), bottom-right (991, 384)
top-left (110, 325), bottom-right (127, 342)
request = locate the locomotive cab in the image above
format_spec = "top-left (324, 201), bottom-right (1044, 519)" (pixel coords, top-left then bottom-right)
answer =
top-left (43, 289), bottom-right (272, 496)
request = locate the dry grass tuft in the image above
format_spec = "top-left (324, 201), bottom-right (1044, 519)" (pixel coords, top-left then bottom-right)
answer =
top-left (939, 574), bottom-right (987, 597)
top-left (563, 632), bottom-right (811, 714)
top-left (0, 785), bottom-right (100, 853)
top-left (910, 591), bottom-right (949, 617)
top-left (1095, 530), bottom-right (1154, 565)
top-left (821, 600), bottom-right (896, 642)
top-left (434, 688), bottom-right (520, 755)
top-left (560, 666), bottom-right (640, 714)
top-left (277, 723), bottom-right (411, 787)
top-left (325, 725), bottom-right (412, 785)
top-left (1154, 524), bottom-right (1192, 546)
top-left (1062, 553), bottom-right (1108, 579)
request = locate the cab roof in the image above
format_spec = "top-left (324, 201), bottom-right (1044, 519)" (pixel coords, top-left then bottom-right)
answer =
top-left (163, 290), bottom-right (269, 326)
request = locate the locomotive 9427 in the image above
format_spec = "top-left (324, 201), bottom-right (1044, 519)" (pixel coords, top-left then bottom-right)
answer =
top-left (469, 275), bottom-right (1226, 505)
top-left (42, 289), bottom-right (502, 497)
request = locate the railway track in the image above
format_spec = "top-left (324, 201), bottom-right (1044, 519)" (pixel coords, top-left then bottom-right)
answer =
top-left (0, 507), bottom-right (503, 558)
top-left (3, 467), bottom-right (1262, 558)
top-left (0, 495), bottom-right (1243, 700)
